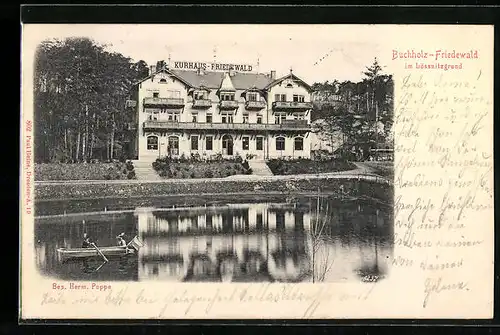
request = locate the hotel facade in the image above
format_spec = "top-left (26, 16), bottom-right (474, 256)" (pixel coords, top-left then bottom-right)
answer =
top-left (129, 63), bottom-right (314, 162)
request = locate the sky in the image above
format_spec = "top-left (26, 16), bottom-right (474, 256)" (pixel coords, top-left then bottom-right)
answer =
top-left (24, 24), bottom-right (399, 83)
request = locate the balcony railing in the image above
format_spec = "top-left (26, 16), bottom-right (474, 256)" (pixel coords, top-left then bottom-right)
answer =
top-left (272, 101), bottom-right (313, 111)
top-left (192, 99), bottom-right (212, 108)
top-left (245, 100), bottom-right (267, 110)
top-left (143, 97), bottom-right (185, 108)
top-left (219, 100), bottom-right (239, 110)
top-left (143, 120), bottom-right (311, 131)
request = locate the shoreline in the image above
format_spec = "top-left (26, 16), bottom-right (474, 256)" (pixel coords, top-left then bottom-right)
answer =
top-left (34, 173), bottom-right (393, 202)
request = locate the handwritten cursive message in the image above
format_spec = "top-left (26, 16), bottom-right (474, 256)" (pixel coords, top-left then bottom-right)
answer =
top-left (39, 283), bottom-right (377, 318)
top-left (392, 69), bottom-right (493, 309)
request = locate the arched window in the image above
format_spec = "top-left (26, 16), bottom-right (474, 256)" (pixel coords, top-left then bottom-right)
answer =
top-left (159, 78), bottom-right (167, 83)
top-left (276, 136), bottom-right (285, 151)
top-left (294, 137), bottom-right (304, 151)
top-left (147, 135), bottom-right (159, 150)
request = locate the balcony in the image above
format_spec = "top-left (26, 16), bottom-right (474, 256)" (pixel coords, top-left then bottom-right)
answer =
top-left (143, 97), bottom-right (185, 108)
top-left (272, 101), bottom-right (313, 111)
top-left (245, 100), bottom-right (267, 110)
top-left (192, 99), bottom-right (212, 109)
top-left (143, 120), bottom-right (311, 132)
top-left (219, 100), bottom-right (239, 110)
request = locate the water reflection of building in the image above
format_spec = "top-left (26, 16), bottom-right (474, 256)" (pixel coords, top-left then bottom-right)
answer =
top-left (135, 203), bottom-right (313, 282)
top-left (35, 198), bottom-right (392, 283)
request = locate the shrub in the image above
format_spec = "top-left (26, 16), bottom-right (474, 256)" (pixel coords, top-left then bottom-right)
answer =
top-left (204, 170), bottom-right (213, 178)
top-left (127, 171), bottom-right (136, 179)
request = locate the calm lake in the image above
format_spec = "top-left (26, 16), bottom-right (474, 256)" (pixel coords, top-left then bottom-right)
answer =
top-left (35, 194), bottom-right (393, 283)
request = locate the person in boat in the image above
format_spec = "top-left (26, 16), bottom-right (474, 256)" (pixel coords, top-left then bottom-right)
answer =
top-left (116, 233), bottom-right (127, 247)
top-left (82, 233), bottom-right (92, 248)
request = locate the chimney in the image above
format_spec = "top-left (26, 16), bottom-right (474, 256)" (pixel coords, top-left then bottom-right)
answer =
top-left (270, 70), bottom-right (276, 80)
top-left (229, 68), bottom-right (235, 77)
top-left (197, 67), bottom-right (205, 76)
top-left (149, 65), bottom-right (157, 75)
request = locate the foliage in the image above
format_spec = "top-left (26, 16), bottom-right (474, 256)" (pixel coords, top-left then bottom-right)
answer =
top-left (311, 58), bottom-right (394, 158)
top-left (152, 154), bottom-right (252, 179)
top-left (35, 161), bottom-right (137, 180)
top-left (34, 37), bottom-right (149, 163)
top-left (266, 158), bottom-right (356, 176)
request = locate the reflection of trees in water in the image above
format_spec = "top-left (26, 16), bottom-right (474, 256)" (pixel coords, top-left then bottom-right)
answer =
top-left (308, 196), bottom-right (392, 283)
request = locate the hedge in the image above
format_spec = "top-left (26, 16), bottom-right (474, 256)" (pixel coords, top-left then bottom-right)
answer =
top-left (35, 161), bottom-right (136, 181)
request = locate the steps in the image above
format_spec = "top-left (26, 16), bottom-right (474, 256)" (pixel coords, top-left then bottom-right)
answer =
top-left (131, 160), bottom-right (162, 181)
top-left (248, 160), bottom-right (274, 177)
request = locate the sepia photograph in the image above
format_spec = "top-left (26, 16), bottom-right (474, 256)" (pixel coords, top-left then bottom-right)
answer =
top-left (32, 25), bottom-right (394, 285)
top-left (21, 23), bottom-right (493, 320)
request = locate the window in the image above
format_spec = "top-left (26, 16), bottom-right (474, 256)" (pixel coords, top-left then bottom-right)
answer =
top-left (247, 93), bottom-right (257, 101)
top-left (191, 135), bottom-right (199, 150)
top-left (276, 137), bottom-right (285, 151)
top-left (194, 91), bottom-right (207, 100)
top-left (222, 113), bottom-right (233, 124)
top-left (167, 112), bottom-right (179, 121)
top-left (192, 113), bottom-right (198, 123)
top-left (242, 113), bottom-right (249, 124)
top-left (257, 115), bottom-right (262, 124)
top-left (242, 137), bottom-right (249, 150)
top-left (294, 137), bottom-right (304, 151)
top-left (275, 113), bottom-right (286, 124)
top-left (168, 136), bottom-right (179, 155)
top-left (286, 83), bottom-right (293, 88)
top-left (256, 213), bottom-right (263, 229)
top-left (166, 90), bottom-right (181, 99)
top-left (159, 79), bottom-right (167, 83)
top-left (153, 92), bottom-right (159, 98)
top-left (147, 136), bottom-right (158, 150)
top-left (151, 111), bottom-right (159, 121)
top-left (206, 136), bottom-right (213, 150)
top-left (276, 212), bottom-right (285, 230)
top-left (206, 215), bottom-right (213, 227)
top-left (293, 95), bottom-right (305, 102)
top-left (206, 113), bottom-right (213, 123)
top-left (293, 113), bottom-right (305, 120)
top-left (274, 94), bottom-right (286, 102)
top-left (221, 93), bottom-right (234, 101)
top-left (256, 137), bottom-right (263, 151)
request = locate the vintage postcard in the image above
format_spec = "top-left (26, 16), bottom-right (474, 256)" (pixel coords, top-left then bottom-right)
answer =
top-left (20, 24), bottom-right (493, 320)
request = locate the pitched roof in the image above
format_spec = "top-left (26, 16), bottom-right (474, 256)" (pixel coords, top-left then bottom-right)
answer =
top-left (264, 72), bottom-right (312, 91)
top-left (171, 69), bottom-right (273, 90)
top-left (132, 67), bottom-right (193, 88)
top-left (219, 72), bottom-right (236, 91)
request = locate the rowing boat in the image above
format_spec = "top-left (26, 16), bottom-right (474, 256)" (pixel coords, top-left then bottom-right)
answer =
top-left (57, 246), bottom-right (135, 260)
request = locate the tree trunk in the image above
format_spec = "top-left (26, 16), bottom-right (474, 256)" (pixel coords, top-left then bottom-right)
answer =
top-left (82, 105), bottom-right (88, 161)
top-left (75, 109), bottom-right (82, 162)
top-left (110, 112), bottom-right (115, 160)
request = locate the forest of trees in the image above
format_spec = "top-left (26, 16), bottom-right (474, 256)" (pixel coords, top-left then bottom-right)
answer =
top-left (311, 58), bottom-right (394, 157)
top-left (33, 37), bottom-right (149, 163)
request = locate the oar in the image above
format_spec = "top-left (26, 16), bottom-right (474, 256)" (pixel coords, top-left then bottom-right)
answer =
top-left (91, 242), bottom-right (109, 262)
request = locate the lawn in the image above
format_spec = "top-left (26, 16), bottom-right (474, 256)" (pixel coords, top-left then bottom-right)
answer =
top-left (35, 161), bottom-right (136, 181)
top-left (266, 158), bottom-right (356, 176)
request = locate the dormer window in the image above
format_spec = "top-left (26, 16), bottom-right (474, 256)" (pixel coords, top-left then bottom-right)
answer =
top-left (194, 90), bottom-right (208, 100)
top-left (220, 93), bottom-right (235, 101)
top-left (153, 92), bottom-right (159, 98)
top-left (247, 93), bottom-right (258, 101)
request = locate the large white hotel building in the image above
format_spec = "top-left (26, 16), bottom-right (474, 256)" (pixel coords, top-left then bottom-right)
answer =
top-left (129, 63), bottom-right (313, 162)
